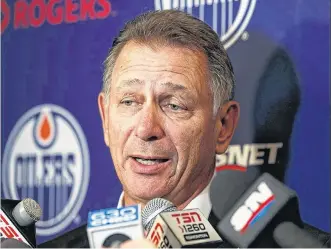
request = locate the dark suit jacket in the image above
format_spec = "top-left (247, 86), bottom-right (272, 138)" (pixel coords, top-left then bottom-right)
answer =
top-left (39, 211), bottom-right (329, 248)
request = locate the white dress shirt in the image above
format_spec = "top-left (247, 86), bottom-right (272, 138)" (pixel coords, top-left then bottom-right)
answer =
top-left (117, 178), bottom-right (213, 219)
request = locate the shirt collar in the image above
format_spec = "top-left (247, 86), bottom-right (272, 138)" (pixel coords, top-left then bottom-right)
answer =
top-left (117, 175), bottom-right (214, 219)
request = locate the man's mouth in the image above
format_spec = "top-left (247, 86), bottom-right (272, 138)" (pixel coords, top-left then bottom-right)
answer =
top-left (133, 157), bottom-right (169, 165)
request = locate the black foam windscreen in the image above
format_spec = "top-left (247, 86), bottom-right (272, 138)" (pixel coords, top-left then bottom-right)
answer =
top-left (209, 168), bottom-right (260, 221)
top-left (274, 222), bottom-right (325, 248)
top-left (38, 225), bottom-right (89, 248)
top-left (1, 238), bottom-right (31, 248)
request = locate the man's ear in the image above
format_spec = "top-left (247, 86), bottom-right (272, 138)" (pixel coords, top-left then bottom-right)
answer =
top-left (215, 101), bottom-right (240, 154)
top-left (98, 92), bottom-right (110, 146)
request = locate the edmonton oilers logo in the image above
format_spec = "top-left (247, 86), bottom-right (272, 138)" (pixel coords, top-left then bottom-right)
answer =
top-left (2, 104), bottom-right (90, 236)
top-left (155, 0), bottom-right (257, 49)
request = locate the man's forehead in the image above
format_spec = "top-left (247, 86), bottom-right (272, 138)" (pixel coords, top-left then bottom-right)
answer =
top-left (115, 78), bottom-right (189, 92)
top-left (111, 42), bottom-right (210, 92)
top-left (114, 41), bottom-right (208, 71)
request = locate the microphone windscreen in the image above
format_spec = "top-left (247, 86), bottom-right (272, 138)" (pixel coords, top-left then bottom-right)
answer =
top-left (12, 198), bottom-right (42, 226)
top-left (141, 198), bottom-right (176, 232)
top-left (1, 238), bottom-right (31, 248)
top-left (273, 222), bottom-right (325, 248)
top-left (209, 167), bottom-right (260, 221)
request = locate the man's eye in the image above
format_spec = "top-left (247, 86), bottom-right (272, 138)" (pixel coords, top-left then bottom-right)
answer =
top-left (167, 104), bottom-right (182, 111)
top-left (121, 100), bottom-right (135, 106)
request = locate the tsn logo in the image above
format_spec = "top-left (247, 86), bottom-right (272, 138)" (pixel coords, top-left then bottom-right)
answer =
top-left (0, 214), bottom-right (26, 243)
top-left (170, 211), bottom-right (207, 234)
top-left (230, 182), bottom-right (275, 234)
top-left (171, 211), bottom-right (202, 224)
top-left (149, 223), bottom-right (172, 248)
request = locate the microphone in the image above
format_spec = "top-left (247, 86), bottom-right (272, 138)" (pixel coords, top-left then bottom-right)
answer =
top-left (210, 167), bottom-right (260, 222)
top-left (142, 198), bottom-right (177, 232)
top-left (210, 171), bottom-right (325, 248)
top-left (37, 224), bottom-right (89, 248)
top-left (86, 204), bottom-right (145, 248)
top-left (274, 222), bottom-right (326, 248)
top-left (143, 198), bottom-right (223, 248)
top-left (1, 198), bottom-right (42, 248)
top-left (0, 238), bottom-right (32, 248)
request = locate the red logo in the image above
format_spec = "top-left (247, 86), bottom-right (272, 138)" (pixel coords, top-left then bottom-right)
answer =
top-left (216, 164), bottom-right (247, 172)
top-left (1, 0), bottom-right (112, 34)
top-left (0, 214), bottom-right (23, 242)
top-left (1, 0), bottom-right (10, 34)
top-left (171, 211), bottom-right (202, 224)
top-left (150, 222), bottom-right (164, 245)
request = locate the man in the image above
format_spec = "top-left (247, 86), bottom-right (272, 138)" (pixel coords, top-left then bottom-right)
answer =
top-left (97, 9), bottom-right (239, 215)
top-left (39, 9), bottom-right (329, 248)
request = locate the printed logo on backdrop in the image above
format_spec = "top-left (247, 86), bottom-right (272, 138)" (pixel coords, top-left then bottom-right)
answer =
top-left (2, 104), bottom-right (90, 236)
top-left (215, 143), bottom-right (283, 171)
top-left (155, 0), bottom-right (257, 49)
top-left (1, 0), bottom-right (112, 34)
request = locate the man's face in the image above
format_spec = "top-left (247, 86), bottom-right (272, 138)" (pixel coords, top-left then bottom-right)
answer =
top-left (99, 42), bottom-right (232, 203)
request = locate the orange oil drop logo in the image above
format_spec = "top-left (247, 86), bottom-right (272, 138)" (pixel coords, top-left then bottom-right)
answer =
top-left (39, 116), bottom-right (51, 141)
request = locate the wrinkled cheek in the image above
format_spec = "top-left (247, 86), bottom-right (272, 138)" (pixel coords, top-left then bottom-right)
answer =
top-left (183, 130), bottom-right (207, 166)
top-left (112, 122), bottom-right (135, 167)
top-left (179, 128), bottom-right (202, 150)
top-left (108, 124), bottom-right (123, 164)
top-left (173, 129), bottom-right (196, 161)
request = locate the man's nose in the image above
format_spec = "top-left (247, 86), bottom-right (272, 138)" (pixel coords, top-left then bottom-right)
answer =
top-left (134, 105), bottom-right (165, 141)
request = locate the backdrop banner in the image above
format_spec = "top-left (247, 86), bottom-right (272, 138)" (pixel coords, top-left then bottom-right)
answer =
top-left (1, 0), bottom-right (330, 244)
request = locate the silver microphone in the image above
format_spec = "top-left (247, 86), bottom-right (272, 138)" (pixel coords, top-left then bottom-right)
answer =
top-left (141, 198), bottom-right (177, 233)
top-left (12, 198), bottom-right (42, 226)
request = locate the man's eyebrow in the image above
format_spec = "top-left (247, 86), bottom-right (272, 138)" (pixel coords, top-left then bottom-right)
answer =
top-left (116, 80), bottom-right (188, 92)
top-left (160, 81), bottom-right (188, 91)
top-left (116, 78), bottom-right (144, 90)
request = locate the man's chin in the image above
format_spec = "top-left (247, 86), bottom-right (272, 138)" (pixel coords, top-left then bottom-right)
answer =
top-left (127, 182), bottom-right (170, 202)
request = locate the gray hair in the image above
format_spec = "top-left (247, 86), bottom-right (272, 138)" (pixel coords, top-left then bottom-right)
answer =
top-left (102, 9), bottom-right (235, 115)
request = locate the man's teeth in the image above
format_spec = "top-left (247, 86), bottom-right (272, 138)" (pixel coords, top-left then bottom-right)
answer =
top-left (135, 158), bottom-right (167, 165)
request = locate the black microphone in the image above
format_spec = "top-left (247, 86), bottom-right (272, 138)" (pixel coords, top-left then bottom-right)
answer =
top-left (37, 224), bottom-right (90, 248)
top-left (274, 222), bottom-right (326, 248)
top-left (143, 198), bottom-right (223, 248)
top-left (1, 238), bottom-right (32, 248)
top-left (210, 171), bottom-right (325, 248)
top-left (1, 198), bottom-right (42, 248)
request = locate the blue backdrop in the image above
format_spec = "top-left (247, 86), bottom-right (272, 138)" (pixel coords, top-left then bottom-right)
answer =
top-left (1, 0), bottom-right (329, 244)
